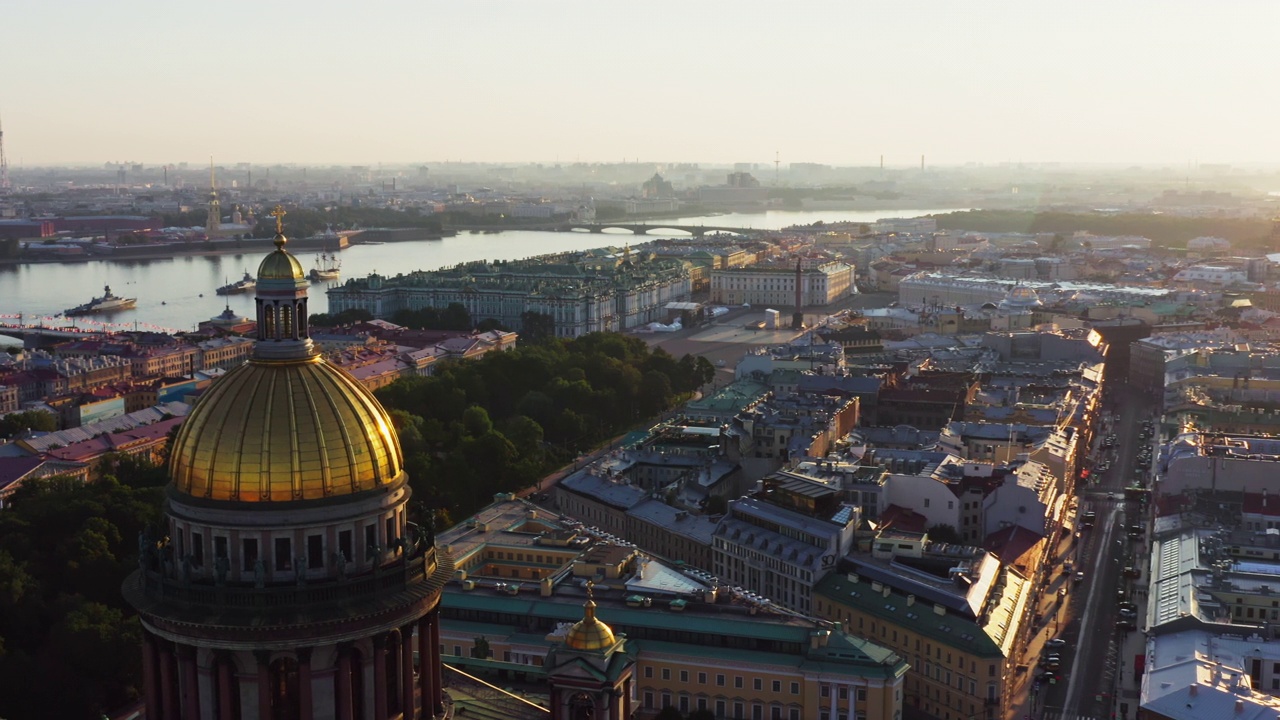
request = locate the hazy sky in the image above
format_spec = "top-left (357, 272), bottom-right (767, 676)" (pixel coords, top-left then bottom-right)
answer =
top-left (4, 1), bottom-right (1278, 166)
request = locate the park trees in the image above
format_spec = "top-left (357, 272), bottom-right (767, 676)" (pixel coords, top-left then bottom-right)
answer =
top-left (374, 331), bottom-right (708, 520)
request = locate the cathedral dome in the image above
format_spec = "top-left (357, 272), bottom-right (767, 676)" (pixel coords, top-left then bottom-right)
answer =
top-left (169, 355), bottom-right (403, 502)
top-left (565, 598), bottom-right (617, 652)
top-left (998, 284), bottom-right (1042, 312)
top-left (257, 243), bottom-right (306, 281)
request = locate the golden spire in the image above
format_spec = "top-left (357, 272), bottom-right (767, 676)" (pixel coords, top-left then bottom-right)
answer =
top-left (269, 205), bottom-right (287, 248)
top-left (584, 579), bottom-right (597, 618)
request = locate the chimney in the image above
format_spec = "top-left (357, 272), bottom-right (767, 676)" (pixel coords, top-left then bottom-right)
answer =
top-left (1190, 683), bottom-right (1199, 697)
top-left (882, 586), bottom-right (891, 598)
top-left (907, 595), bottom-right (916, 607)
top-left (934, 603), bottom-right (946, 616)
top-left (1236, 698), bottom-right (1244, 714)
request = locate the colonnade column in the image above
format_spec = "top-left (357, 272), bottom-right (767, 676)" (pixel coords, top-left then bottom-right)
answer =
top-left (158, 641), bottom-right (178, 720)
top-left (417, 617), bottom-right (433, 718)
top-left (256, 651), bottom-right (272, 720)
top-left (828, 683), bottom-right (838, 720)
top-left (429, 610), bottom-right (444, 714)
top-left (178, 644), bottom-right (200, 720)
top-left (373, 634), bottom-right (388, 720)
top-left (141, 632), bottom-right (161, 720)
top-left (401, 625), bottom-right (416, 718)
top-left (845, 684), bottom-right (857, 720)
top-left (298, 647), bottom-right (314, 720)
top-left (335, 648), bottom-right (354, 720)
top-left (217, 657), bottom-right (236, 720)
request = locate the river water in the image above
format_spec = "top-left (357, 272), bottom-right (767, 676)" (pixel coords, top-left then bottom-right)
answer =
top-left (0, 207), bottom-right (961, 337)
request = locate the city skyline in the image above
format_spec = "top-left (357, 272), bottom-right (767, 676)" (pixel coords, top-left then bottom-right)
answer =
top-left (4, 1), bottom-right (1279, 166)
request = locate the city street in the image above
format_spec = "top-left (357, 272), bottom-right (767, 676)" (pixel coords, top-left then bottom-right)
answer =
top-left (1031, 383), bottom-right (1154, 720)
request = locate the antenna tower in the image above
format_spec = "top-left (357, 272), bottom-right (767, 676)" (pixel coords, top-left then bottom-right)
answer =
top-left (1, 113), bottom-right (11, 192)
top-left (774, 151), bottom-right (780, 186)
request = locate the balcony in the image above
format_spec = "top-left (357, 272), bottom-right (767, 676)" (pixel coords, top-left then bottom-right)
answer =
top-left (124, 531), bottom-right (454, 631)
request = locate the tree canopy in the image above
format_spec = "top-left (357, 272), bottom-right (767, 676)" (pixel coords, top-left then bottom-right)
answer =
top-left (0, 457), bottom-right (166, 719)
top-left (376, 332), bottom-right (714, 519)
top-left (0, 410), bottom-right (58, 439)
top-left (932, 209), bottom-right (1273, 249)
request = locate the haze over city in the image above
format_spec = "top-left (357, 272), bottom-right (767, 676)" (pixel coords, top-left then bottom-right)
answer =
top-left (5, 0), bottom-right (1280, 166)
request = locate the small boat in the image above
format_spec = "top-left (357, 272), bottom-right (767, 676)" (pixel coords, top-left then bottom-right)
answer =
top-left (309, 253), bottom-right (341, 282)
top-left (216, 271), bottom-right (256, 296)
top-left (668, 598), bottom-right (687, 612)
top-left (626, 595), bottom-right (651, 608)
top-left (64, 285), bottom-right (137, 316)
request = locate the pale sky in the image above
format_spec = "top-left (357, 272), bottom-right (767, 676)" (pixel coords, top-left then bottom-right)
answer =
top-left (3, 1), bottom-right (1277, 166)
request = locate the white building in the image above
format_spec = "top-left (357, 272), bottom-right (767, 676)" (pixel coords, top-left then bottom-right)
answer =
top-left (1171, 264), bottom-right (1251, 287)
top-left (710, 262), bottom-right (854, 307)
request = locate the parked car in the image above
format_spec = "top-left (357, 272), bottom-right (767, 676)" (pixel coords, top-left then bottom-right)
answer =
top-left (1123, 566), bottom-right (1141, 578)
top-left (1046, 638), bottom-right (1067, 649)
top-left (1074, 571), bottom-right (1085, 584)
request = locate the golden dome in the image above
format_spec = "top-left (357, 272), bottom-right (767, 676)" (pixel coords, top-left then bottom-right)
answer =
top-left (257, 246), bottom-right (306, 281)
top-left (170, 355), bottom-right (404, 502)
top-left (565, 599), bottom-right (616, 652)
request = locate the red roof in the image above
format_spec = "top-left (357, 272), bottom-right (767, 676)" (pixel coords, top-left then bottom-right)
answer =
top-left (876, 504), bottom-right (928, 534)
top-left (46, 416), bottom-right (184, 463)
top-left (983, 525), bottom-right (1043, 567)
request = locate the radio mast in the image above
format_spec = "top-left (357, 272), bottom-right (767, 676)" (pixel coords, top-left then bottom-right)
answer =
top-left (0, 113), bottom-right (10, 192)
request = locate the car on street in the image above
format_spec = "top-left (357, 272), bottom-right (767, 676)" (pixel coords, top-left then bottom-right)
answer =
top-left (1116, 619), bottom-right (1137, 631)
top-left (1123, 566), bottom-right (1141, 578)
top-left (1046, 638), bottom-right (1067, 649)
top-left (1119, 608), bottom-right (1138, 619)
top-left (1119, 601), bottom-right (1137, 612)
top-left (1074, 571), bottom-right (1085, 584)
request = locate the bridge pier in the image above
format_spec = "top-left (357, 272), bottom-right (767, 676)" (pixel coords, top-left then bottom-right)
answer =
top-left (632, 227), bottom-right (648, 235)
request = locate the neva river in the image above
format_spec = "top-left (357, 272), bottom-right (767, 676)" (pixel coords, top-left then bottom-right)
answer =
top-left (0, 208), bottom-right (961, 337)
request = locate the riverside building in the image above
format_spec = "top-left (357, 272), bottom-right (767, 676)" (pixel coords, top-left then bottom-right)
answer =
top-left (327, 251), bottom-right (692, 339)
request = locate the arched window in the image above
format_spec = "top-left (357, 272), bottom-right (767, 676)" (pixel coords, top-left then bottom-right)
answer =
top-left (281, 304), bottom-right (294, 340)
top-left (569, 691), bottom-right (596, 720)
top-left (263, 302), bottom-right (276, 340)
top-left (269, 657), bottom-right (300, 720)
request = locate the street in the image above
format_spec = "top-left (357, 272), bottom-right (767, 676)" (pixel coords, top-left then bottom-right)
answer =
top-left (1031, 382), bottom-right (1154, 720)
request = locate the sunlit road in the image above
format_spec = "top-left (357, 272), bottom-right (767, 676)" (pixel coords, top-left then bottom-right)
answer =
top-left (1036, 384), bottom-right (1150, 720)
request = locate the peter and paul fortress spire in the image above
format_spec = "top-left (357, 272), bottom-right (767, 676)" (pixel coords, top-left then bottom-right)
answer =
top-left (206, 158), bottom-right (220, 238)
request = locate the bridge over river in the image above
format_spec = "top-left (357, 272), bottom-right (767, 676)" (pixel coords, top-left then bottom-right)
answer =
top-left (455, 222), bottom-right (757, 237)
top-left (557, 222), bottom-right (755, 236)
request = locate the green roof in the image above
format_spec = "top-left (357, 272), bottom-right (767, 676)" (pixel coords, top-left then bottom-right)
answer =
top-left (814, 573), bottom-right (1004, 658)
top-left (440, 589), bottom-right (904, 678)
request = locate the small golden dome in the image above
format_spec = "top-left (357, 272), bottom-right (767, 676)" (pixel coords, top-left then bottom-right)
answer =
top-left (565, 599), bottom-right (616, 652)
top-left (170, 355), bottom-right (404, 502)
top-left (257, 242), bottom-right (306, 281)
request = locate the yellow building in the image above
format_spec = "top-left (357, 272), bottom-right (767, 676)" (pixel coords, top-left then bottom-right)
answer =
top-left (438, 499), bottom-right (909, 719)
top-left (814, 562), bottom-right (1033, 720)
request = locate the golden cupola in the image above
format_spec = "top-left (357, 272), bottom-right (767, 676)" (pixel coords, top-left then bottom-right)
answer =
top-left (169, 208), bottom-right (405, 503)
top-left (565, 590), bottom-right (617, 652)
